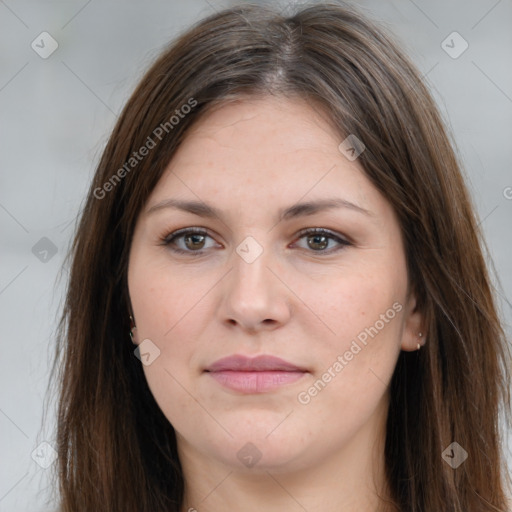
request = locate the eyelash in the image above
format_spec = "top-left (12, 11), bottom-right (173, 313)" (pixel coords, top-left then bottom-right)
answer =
top-left (160, 227), bottom-right (351, 256)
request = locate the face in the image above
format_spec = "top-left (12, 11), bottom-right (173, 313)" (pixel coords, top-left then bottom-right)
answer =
top-left (128, 95), bottom-right (423, 475)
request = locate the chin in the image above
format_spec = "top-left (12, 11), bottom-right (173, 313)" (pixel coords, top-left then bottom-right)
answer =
top-left (184, 417), bottom-right (315, 473)
top-left (217, 439), bottom-right (307, 473)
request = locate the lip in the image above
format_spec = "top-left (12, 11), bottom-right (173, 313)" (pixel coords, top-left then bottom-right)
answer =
top-left (206, 354), bottom-right (306, 372)
top-left (205, 355), bottom-right (308, 393)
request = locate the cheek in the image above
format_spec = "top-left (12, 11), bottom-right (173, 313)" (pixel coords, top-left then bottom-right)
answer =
top-left (314, 270), bottom-right (402, 340)
top-left (305, 271), bottom-right (404, 393)
top-left (129, 258), bottom-right (215, 421)
top-left (293, 286), bottom-right (402, 444)
top-left (129, 254), bottom-right (211, 341)
top-left (133, 290), bottom-right (202, 433)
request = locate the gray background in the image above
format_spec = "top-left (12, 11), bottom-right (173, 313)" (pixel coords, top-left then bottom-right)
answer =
top-left (0, 0), bottom-right (511, 510)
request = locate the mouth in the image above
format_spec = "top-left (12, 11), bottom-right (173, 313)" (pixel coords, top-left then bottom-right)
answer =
top-left (204, 354), bottom-right (308, 393)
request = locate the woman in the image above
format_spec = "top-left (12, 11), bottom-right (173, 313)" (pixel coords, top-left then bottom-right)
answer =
top-left (52, 2), bottom-right (511, 511)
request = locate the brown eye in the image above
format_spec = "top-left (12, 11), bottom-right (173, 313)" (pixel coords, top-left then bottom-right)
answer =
top-left (163, 229), bottom-right (217, 254)
top-left (293, 228), bottom-right (351, 253)
top-left (183, 233), bottom-right (206, 250)
top-left (307, 234), bottom-right (329, 251)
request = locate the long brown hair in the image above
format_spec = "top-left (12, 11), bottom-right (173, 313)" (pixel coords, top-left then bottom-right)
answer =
top-left (51, 2), bottom-right (511, 510)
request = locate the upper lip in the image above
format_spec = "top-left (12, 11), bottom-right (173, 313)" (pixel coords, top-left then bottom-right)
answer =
top-left (205, 355), bottom-right (306, 372)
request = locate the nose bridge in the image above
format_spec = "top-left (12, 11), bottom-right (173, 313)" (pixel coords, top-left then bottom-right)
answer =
top-left (219, 234), bottom-right (290, 329)
top-left (230, 235), bottom-right (272, 300)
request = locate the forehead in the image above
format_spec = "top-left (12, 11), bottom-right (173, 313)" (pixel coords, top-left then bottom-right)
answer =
top-left (181, 95), bottom-right (342, 161)
top-left (146, 96), bottom-right (390, 224)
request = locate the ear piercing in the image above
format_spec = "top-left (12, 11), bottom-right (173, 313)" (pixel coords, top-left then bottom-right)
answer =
top-left (417, 332), bottom-right (423, 351)
top-left (129, 315), bottom-right (138, 345)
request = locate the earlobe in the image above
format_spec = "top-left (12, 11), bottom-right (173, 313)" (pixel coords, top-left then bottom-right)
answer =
top-left (417, 331), bottom-right (424, 350)
top-left (400, 293), bottom-right (426, 352)
top-left (129, 315), bottom-right (140, 345)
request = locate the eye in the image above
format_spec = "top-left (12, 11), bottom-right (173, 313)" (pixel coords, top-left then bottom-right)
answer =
top-left (162, 228), bottom-right (218, 255)
top-left (292, 228), bottom-right (351, 253)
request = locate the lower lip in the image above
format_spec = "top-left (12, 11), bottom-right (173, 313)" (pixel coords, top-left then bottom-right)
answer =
top-left (207, 370), bottom-right (306, 393)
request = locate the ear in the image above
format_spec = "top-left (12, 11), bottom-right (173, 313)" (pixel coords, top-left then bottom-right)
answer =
top-left (131, 324), bottom-right (140, 345)
top-left (129, 308), bottom-right (140, 345)
top-left (400, 291), bottom-right (425, 352)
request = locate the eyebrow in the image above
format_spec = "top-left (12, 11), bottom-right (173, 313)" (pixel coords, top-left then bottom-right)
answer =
top-left (146, 197), bottom-right (373, 221)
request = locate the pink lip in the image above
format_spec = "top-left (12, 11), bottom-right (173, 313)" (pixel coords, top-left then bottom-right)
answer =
top-left (205, 355), bottom-right (307, 393)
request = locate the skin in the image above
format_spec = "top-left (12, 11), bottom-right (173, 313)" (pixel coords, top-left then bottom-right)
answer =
top-left (128, 95), bottom-right (424, 512)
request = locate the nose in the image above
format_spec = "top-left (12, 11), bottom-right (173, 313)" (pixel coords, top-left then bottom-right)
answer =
top-left (217, 242), bottom-right (292, 333)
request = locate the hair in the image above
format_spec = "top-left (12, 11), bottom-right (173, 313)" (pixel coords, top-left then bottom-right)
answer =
top-left (50, 2), bottom-right (511, 511)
